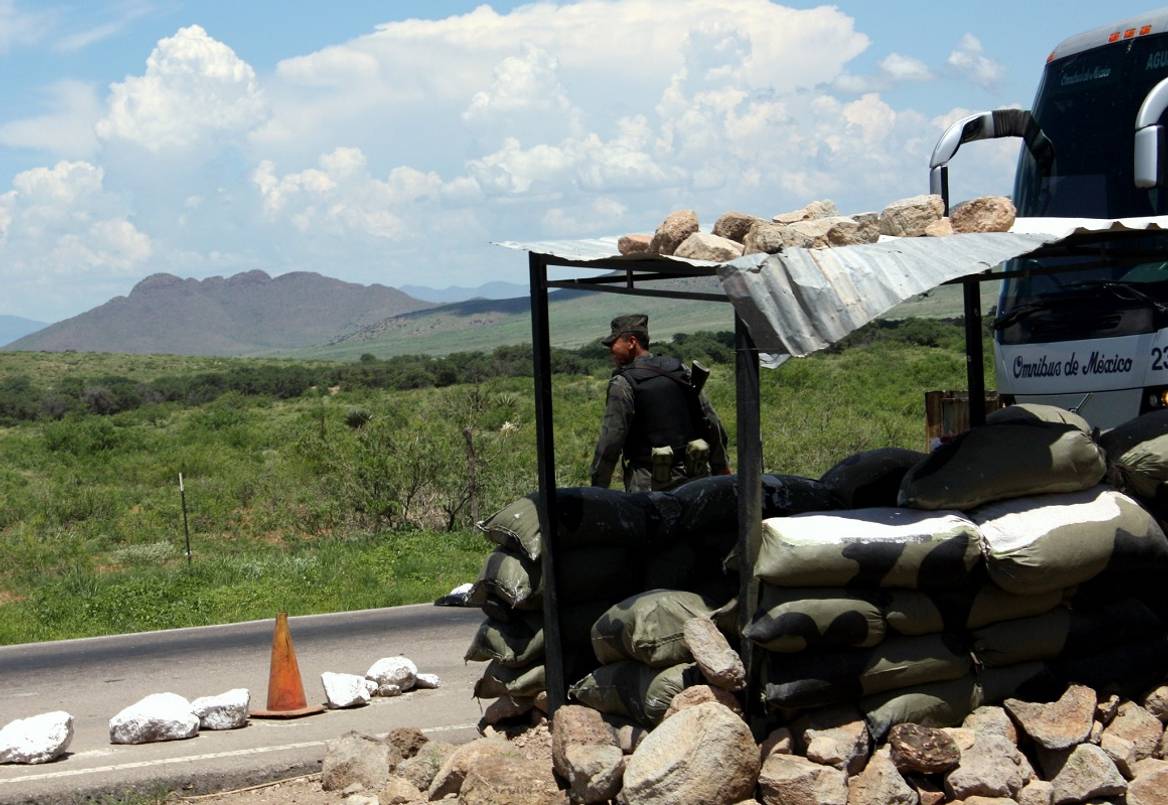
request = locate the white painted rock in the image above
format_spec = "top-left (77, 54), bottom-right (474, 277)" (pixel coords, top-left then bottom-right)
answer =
top-left (373, 682), bottom-right (402, 697)
top-left (366, 656), bottom-right (417, 692)
top-left (322, 672), bottom-right (372, 709)
top-left (109, 693), bottom-right (199, 745)
top-left (191, 688), bottom-right (249, 730)
top-left (414, 673), bottom-right (441, 689)
top-left (0, 711), bottom-right (74, 764)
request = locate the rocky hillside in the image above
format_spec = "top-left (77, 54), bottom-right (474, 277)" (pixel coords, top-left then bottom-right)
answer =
top-left (5, 270), bottom-right (433, 356)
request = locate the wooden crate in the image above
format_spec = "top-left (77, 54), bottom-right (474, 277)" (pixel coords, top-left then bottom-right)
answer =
top-left (924, 390), bottom-right (1003, 451)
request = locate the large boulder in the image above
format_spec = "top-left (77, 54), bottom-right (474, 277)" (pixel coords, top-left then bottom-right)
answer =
top-left (379, 775), bottom-right (424, 805)
top-left (0, 711), bottom-right (74, 764)
top-left (743, 221), bottom-right (788, 255)
top-left (950, 195), bottom-right (1016, 233)
top-left (458, 753), bottom-right (564, 805)
top-left (879, 194), bottom-right (945, 237)
top-left (564, 744), bottom-right (625, 804)
top-left (963, 706), bottom-right (1019, 744)
top-left (662, 685), bottom-right (742, 720)
top-left (551, 704), bottom-right (616, 780)
top-left (713, 211), bottom-right (764, 243)
top-left (321, 731), bottom-right (396, 791)
top-left (848, 746), bottom-right (918, 805)
top-left (649, 210), bottom-right (699, 256)
top-left (773, 200), bottom-right (839, 223)
top-left (622, 701), bottom-right (759, 804)
top-left (757, 753), bottom-right (847, 805)
top-left (109, 693), bottom-right (198, 745)
top-left (1048, 743), bottom-right (1126, 804)
top-left (1142, 686), bottom-right (1168, 723)
top-left (888, 722), bottom-right (960, 774)
top-left (1128, 759), bottom-right (1168, 805)
top-left (1103, 702), bottom-right (1164, 762)
top-left (427, 737), bottom-right (516, 799)
top-left (794, 706), bottom-right (870, 776)
top-left (394, 740), bottom-right (455, 791)
top-left (618, 234), bottom-right (652, 255)
top-left (944, 733), bottom-right (1034, 800)
top-left (673, 232), bottom-right (745, 262)
top-left (1004, 685), bottom-right (1096, 749)
top-left (191, 688), bottom-right (249, 730)
top-left (386, 726), bottom-right (427, 760)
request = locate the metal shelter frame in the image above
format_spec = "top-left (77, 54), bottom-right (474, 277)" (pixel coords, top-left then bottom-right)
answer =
top-left (525, 230), bottom-right (1151, 720)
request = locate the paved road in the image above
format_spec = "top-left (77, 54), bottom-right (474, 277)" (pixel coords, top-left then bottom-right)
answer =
top-left (0, 604), bottom-right (485, 804)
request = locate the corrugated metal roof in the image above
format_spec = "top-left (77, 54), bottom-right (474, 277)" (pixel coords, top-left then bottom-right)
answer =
top-left (498, 217), bottom-right (1168, 357)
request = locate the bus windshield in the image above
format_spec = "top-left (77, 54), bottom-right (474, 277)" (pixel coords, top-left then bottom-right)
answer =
top-left (1014, 33), bottom-right (1168, 218)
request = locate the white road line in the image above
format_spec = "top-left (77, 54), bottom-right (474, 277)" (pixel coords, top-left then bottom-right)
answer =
top-left (0, 723), bottom-right (477, 785)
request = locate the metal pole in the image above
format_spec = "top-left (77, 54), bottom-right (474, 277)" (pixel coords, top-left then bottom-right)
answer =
top-left (734, 315), bottom-right (764, 734)
top-left (529, 252), bottom-right (566, 714)
top-left (179, 472), bottom-right (192, 565)
top-left (963, 277), bottom-right (986, 427)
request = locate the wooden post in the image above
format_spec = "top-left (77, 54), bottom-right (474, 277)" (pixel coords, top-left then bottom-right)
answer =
top-left (179, 472), bottom-right (192, 565)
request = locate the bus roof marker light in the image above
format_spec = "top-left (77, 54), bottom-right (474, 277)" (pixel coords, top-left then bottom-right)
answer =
top-left (1141, 25), bottom-right (1153, 35)
top-left (1125, 28), bottom-right (1137, 39)
top-left (1110, 32), bottom-right (1121, 42)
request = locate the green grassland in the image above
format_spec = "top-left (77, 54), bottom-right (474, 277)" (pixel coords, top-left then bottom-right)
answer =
top-left (0, 320), bottom-right (988, 644)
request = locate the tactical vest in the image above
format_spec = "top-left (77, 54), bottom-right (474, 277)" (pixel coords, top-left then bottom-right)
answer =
top-left (619, 356), bottom-right (700, 463)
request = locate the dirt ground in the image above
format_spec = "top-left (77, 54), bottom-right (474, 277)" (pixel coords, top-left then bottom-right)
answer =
top-left (177, 774), bottom-right (334, 804)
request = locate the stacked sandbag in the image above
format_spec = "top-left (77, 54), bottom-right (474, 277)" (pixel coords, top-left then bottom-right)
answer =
top-left (1099, 408), bottom-right (1168, 519)
top-left (466, 488), bottom-right (664, 715)
top-left (747, 507), bottom-right (986, 729)
top-left (569, 588), bottom-right (719, 726)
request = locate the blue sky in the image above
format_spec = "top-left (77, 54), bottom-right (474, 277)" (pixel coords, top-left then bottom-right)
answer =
top-left (0, 1), bottom-right (1163, 321)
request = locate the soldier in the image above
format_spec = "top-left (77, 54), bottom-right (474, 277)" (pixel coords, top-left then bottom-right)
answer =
top-left (590, 314), bottom-right (731, 492)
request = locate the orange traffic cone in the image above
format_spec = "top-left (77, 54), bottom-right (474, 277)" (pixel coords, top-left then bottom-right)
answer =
top-left (250, 612), bottom-right (325, 718)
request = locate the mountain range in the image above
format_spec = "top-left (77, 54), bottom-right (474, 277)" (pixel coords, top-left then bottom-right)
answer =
top-left (0, 315), bottom-right (48, 347)
top-left (5, 271), bottom-right (432, 356)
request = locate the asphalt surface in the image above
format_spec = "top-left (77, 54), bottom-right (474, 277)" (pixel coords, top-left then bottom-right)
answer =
top-left (0, 604), bottom-right (485, 804)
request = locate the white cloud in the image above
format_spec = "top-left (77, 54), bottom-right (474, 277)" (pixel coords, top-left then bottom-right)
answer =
top-left (948, 33), bottom-right (1004, 89)
top-left (0, 0), bottom-right (51, 54)
top-left (542, 196), bottom-right (628, 236)
top-left (463, 44), bottom-right (576, 122)
top-left (880, 53), bottom-right (932, 82)
top-left (96, 25), bottom-right (268, 151)
top-left (0, 80), bottom-right (101, 158)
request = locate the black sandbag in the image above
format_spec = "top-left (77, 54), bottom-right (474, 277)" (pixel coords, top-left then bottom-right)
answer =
top-left (762, 633), bottom-right (971, 710)
top-left (1051, 632), bottom-right (1168, 696)
top-left (820, 448), bottom-right (927, 509)
top-left (1099, 409), bottom-right (1168, 505)
top-left (668, 473), bottom-right (837, 543)
top-left (898, 420), bottom-right (1107, 510)
top-left (477, 487), bottom-right (661, 561)
top-left (468, 545), bottom-right (638, 610)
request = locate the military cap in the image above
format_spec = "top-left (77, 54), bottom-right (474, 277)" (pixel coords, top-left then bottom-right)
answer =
top-left (601, 314), bottom-right (650, 346)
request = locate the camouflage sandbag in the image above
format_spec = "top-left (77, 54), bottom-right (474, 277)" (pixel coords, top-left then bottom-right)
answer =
top-left (591, 589), bottom-right (724, 667)
top-left (762, 633), bottom-right (972, 710)
top-left (568, 661), bottom-right (701, 726)
top-left (898, 420), bottom-right (1106, 510)
top-left (972, 598), bottom-right (1164, 667)
top-left (755, 508), bottom-right (982, 589)
top-left (986, 403), bottom-right (1091, 433)
top-left (465, 614), bottom-right (544, 667)
top-left (962, 584), bottom-right (1066, 630)
top-left (468, 546), bottom-right (636, 610)
top-left (473, 660), bottom-right (546, 699)
top-left (1099, 409), bottom-right (1168, 500)
top-left (820, 448), bottom-right (927, 509)
top-left (972, 486), bottom-right (1168, 595)
top-left (745, 587), bottom-right (887, 653)
top-left (862, 675), bottom-right (977, 740)
top-left (476, 487), bottom-right (657, 561)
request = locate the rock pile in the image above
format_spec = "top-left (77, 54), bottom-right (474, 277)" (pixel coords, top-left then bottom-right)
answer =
top-left (315, 680), bottom-right (1168, 804)
top-left (617, 194), bottom-right (1016, 258)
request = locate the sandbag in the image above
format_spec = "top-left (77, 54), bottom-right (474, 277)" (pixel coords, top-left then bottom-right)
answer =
top-left (591, 589), bottom-right (723, 667)
top-left (898, 420), bottom-right (1106, 510)
top-left (976, 662), bottom-right (1058, 706)
top-left (986, 403), bottom-right (1091, 433)
top-left (465, 614), bottom-right (544, 667)
top-left (962, 584), bottom-right (1066, 630)
top-left (468, 545), bottom-right (637, 610)
top-left (862, 675), bottom-right (977, 740)
top-left (474, 660), bottom-right (547, 699)
top-left (762, 633), bottom-right (971, 710)
top-left (1099, 409), bottom-right (1168, 500)
top-left (972, 486), bottom-right (1168, 595)
top-left (476, 487), bottom-right (657, 561)
top-left (755, 508), bottom-right (982, 589)
top-left (568, 661), bottom-right (700, 726)
top-left (667, 474), bottom-right (837, 542)
top-left (972, 598), bottom-right (1164, 667)
top-left (1051, 632), bottom-right (1168, 696)
top-left (820, 448), bottom-right (927, 509)
top-left (746, 587), bottom-right (887, 653)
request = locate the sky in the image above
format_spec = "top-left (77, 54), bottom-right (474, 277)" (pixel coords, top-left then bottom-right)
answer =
top-left (0, 0), bottom-right (1162, 322)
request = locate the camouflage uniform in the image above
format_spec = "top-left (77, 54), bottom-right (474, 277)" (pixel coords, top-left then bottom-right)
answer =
top-left (590, 353), bottom-right (730, 492)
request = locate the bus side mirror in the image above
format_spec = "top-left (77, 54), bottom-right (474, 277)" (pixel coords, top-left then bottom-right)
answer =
top-left (1134, 77), bottom-right (1168, 188)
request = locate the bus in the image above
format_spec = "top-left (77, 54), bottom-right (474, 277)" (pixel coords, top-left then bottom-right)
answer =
top-left (929, 10), bottom-right (1168, 429)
